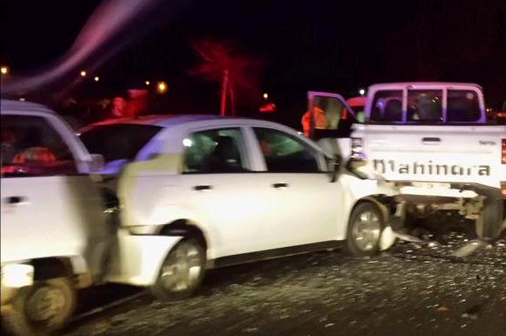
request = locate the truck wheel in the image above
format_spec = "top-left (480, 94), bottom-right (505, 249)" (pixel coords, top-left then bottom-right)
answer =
top-left (150, 238), bottom-right (206, 301)
top-left (346, 202), bottom-right (384, 256)
top-left (2, 277), bottom-right (76, 336)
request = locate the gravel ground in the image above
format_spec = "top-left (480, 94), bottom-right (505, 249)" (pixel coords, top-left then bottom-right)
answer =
top-left (62, 237), bottom-right (506, 336)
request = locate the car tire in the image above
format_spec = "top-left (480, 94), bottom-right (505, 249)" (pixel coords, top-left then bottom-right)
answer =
top-left (345, 202), bottom-right (385, 257)
top-left (150, 238), bottom-right (207, 301)
top-left (2, 277), bottom-right (76, 336)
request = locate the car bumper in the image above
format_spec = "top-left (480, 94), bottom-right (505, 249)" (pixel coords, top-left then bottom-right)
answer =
top-left (104, 229), bottom-right (182, 287)
top-left (1, 263), bottom-right (34, 305)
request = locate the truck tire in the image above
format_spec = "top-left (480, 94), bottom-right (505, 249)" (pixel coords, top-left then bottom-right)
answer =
top-left (345, 202), bottom-right (385, 257)
top-left (150, 238), bottom-right (206, 301)
top-left (2, 277), bottom-right (76, 336)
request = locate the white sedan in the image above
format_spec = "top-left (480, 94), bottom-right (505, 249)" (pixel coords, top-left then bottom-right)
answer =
top-left (79, 115), bottom-right (399, 299)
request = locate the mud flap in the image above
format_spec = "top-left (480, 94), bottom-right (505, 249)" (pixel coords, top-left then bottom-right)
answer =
top-left (380, 200), bottom-right (427, 249)
top-left (453, 239), bottom-right (490, 258)
top-left (453, 187), bottom-right (504, 258)
top-left (474, 186), bottom-right (504, 239)
top-left (379, 226), bottom-right (396, 251)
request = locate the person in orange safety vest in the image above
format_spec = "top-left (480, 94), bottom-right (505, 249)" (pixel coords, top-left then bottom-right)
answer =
top-left (301, 105), bottom-right (328, 137)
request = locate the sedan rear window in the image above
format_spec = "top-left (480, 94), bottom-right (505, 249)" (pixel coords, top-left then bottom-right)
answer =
top-left (80, 124), bottom-right (162, 163)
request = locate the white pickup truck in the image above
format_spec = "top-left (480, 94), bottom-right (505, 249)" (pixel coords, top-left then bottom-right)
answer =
top-left (307, 82), bottom-right (506, 243)
top-left (1, 100), bottom-right (110, 336)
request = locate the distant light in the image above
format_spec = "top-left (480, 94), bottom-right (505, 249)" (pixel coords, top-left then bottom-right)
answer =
top-left (80, 71), bottom-right (87, 77)
top-left (1, 66), bottom-right (8, 75)
top-left (157, 81), bottom-right (168, 94)
top-left (94, 76), bottom-right (100, 82)
top-left (359, 89), bottom-right (366, 96)
top-left (183, 138), bottom-right (192, 147)
top-left (19, 97), bottom-right (25, 102)
top-left (145, 81), bottom-right (150, 86)
top-left (263, 93), bottom-right (269, 99)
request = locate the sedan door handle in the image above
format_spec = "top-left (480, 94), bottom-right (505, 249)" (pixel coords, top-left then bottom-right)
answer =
top-left (5, 196), bottom-right (27, 205)
top-left (193, 185), bottom-right (213, 191)
top-left (422, 137), bottom-right (441, 142)
top-left (272, 183), bottom-right (288, 189)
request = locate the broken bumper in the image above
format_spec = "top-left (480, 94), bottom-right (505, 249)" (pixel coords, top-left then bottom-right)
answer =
top-left (104, 229), bottom-right (182, 287)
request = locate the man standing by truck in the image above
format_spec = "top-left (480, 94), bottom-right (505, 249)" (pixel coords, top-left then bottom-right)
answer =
top-left (301, 100), bottom-right (329, 137)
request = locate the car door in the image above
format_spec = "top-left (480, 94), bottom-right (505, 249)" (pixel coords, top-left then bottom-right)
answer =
top-left (305, 91), bottom-right (358, 139)
top-left (250, 127), bottom-right (342, 248)
top-left (1, 113), bottom-right (109, 280)
top-left (177, 126), bottom-right (276, 258)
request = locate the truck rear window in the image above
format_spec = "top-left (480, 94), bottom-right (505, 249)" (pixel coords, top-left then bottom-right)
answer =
top-left (407, 90), bottom-right (443, 122)
top-left (447, 90), bottom-right (481, 122)
top-left (369, 88), bottom-right (482, 123)
top-left (370, 90), bottom-right (403, 122)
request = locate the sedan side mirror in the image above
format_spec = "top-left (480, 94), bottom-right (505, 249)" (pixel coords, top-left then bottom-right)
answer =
top-left (328, 154), bottom-right (342, 183)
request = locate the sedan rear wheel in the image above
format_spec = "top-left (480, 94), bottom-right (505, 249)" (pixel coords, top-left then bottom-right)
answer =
top-left (346, 202), bottom-right (384, 256)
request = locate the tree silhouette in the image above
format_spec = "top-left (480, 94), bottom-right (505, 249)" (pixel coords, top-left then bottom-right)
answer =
top-left (190, 38), bottom-right (263, 116)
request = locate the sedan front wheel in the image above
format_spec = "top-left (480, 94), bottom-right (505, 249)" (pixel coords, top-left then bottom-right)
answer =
top-left (150, 238), bottom-right (206, 301)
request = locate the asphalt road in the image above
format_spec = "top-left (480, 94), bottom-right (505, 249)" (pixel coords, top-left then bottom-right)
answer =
top-left (60, 237), bottom-right (506, 336)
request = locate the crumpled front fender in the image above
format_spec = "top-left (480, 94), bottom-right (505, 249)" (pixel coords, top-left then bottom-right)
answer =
top-left (105, 229), bottom-right (182, 287)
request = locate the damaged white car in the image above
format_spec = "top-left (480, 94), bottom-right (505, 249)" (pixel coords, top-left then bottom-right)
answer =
top-left (80, 116), bottom-right (401, 299)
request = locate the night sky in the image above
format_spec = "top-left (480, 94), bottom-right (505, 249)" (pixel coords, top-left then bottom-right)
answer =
top-left (2, 0), bottom-right (505, 126)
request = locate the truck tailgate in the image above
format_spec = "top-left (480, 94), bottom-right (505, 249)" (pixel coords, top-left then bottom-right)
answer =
top-left (355, 125), bottom-right (506, 187)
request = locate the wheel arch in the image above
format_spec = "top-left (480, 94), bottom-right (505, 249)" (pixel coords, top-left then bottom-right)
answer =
top-left (157, 219), bottom-right (209, 252)
top-left (30, 257), bottom-right (74, 281)
top-left (349, 195), bottom-right (394, 228)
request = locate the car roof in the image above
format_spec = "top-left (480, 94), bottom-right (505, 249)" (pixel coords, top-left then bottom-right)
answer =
top-left (82, 114), bottom-right (223, 129)
top-left (347, 96), bottom-right (367, 106)
top-left (0, 99), bottom-right (54, 114)
top-left (368, 82), bottom-right (482, 91)
top-left (79, 114), bottom-right (318, 157)
top-left (79, 114), bottom-right (295, 133)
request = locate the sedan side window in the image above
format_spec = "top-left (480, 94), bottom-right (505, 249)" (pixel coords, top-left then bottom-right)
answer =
top-left (183, 128), bottom-right (248, 173)
top-left (253, 128), bottom-right (321, 173)
top-left (1, 115), bottom-right (78, 177)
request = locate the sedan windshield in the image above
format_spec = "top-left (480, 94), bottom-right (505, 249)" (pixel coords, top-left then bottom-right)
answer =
top-left (80, 124), bottom-right (162, 163)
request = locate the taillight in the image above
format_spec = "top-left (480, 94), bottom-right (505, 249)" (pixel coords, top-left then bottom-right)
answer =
top-left (350, 137), bottom-right (366, 161)
top-left (502, 139), bottom-right (506, 164)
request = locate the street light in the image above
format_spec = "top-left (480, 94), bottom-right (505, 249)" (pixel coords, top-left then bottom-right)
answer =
top-left (263, 93), bottom-right (269, 99)
top-left (359, 88), bottom-right (366, 96)
top-left (145, 81), bottom-right (150, 86)
top-left (157, 81), bottom-right (168, 94)
top-left (1, 66), bottom-right (9, 75)
top-left (94, 76), bottom-right (100, 82)
top-left (80, 70), bottom-right (87, 77)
